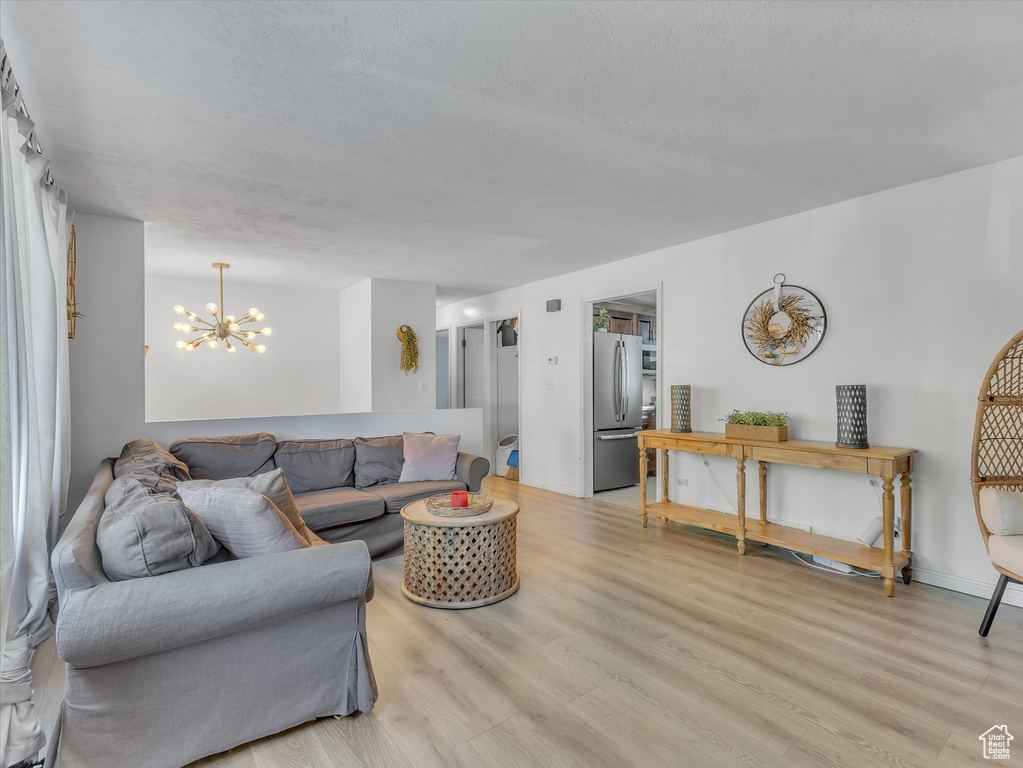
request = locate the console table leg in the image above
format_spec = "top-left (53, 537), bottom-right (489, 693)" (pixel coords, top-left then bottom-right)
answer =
top-left (758, 461), bottom-right (767, 523)
top-left (900, 473), bottom-right (913, 584)
top-left (639, 443), bottom-right (648, 528)
top-left (736, 457), bottom-right (747, 555)
top-left (661, 450), bottom-right (669, 502)
top-left (882, 476), bottom-right (896, 597)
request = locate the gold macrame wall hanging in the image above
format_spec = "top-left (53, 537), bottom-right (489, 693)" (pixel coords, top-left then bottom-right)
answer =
top-left (397, 324), bottom-right (419, 375)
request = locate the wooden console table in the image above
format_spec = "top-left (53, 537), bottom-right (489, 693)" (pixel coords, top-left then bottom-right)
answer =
top-left (637, 430), bottom-right (916, 597)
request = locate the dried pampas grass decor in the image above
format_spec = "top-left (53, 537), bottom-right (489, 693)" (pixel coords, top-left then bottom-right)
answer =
top-left (741, 276), bottom-right (826, 366)
top-left (397, 324), bottom-right (419, 374)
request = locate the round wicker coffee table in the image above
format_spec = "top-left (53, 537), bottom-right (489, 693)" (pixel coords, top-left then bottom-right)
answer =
top-left (400, 497), bottom-right (519, 609)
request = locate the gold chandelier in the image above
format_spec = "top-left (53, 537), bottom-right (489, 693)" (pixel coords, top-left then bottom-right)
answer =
top-left (172, 263), bottom-right (272, 354)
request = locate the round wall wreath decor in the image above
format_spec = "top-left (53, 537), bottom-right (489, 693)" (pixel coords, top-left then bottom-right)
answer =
top-left (741, 274), bottom-right (826, 366)
top-left (397, 324), bottom-right (420, 375)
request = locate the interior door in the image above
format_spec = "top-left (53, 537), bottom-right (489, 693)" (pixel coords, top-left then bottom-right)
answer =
top-left (461, 326), bottom-right (485, 409)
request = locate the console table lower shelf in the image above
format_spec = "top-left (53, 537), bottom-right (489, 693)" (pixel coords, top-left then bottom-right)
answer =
top-left (643, 501), bottom-right (912, 576)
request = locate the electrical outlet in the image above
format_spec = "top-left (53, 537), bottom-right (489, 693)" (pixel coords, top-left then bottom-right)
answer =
top-left (544, 379), bottom-right (554, 391)
top-left (418, 379), bottom-right (428, 392)
top-left (676, 478), bottom-right (689, 487)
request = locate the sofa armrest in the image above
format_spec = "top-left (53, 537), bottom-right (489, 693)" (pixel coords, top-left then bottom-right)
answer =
top-left (456, 452), bottom-right (490, 492)
top-left (56, 540), bottom-right (372, 669)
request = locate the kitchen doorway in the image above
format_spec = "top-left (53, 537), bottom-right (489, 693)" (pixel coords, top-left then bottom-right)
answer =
top-left (584, 288), bottom-right (660, 508)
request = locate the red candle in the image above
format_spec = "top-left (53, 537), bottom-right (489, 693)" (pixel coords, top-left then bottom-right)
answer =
top-left (450, 490), bottom-right (469, 508)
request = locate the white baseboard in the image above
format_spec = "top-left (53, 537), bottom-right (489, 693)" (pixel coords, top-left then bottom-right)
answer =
top-left (912, 566), bottom-right (1023, 609)
top-left (521, 478), bottom-right (582, 497)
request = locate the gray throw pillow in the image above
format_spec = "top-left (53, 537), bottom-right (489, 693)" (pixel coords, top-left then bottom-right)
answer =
top-left (177, 468), bottom-right (319, 546)
top-left (113, 438), bottom-right (191, 481)
top-left (274, 439), bottom-right (356, 493)
top-left (104, 471), bottom-right (181, 507)
top-left (97, 480), bottom-right (220, 581)
top-left (353, 435), bottom-right (405, 488)
top-left (169, 433), bottom-right (277, 480)
top-left (399, 432), bottom-right (460, 482)
top-left (177, 485), bottom-right (309, 559)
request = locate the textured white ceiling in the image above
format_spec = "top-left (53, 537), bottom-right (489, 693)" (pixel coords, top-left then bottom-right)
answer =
top-left (3, 1), bottom-right (1022, 302)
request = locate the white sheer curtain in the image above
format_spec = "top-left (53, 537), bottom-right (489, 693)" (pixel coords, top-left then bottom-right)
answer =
top-left (0, 71), bottom-right (71, 766)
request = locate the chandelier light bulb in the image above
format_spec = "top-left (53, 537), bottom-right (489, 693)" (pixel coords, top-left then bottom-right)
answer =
top-left (246, 332), bottom-right (256, 339)
top-left (225, 315), bottom-right (235, 323)
top-left (207, 339), bottom-right (219, 350)
top-left (255, 344), bottom-right (266, 354)
top-left (255, 312), bottom-right (265, 322)
top-left (206, 303), bottom-right (218, 316)
top-left (261, 327), bottom-right (272, 336)
top-left (229, 323), bottom-right (240, 333)
top-left (248, 307), bottom-right (258, 317)
top-left (175, 340), bottom-right (186, 350)
top-left (185, 344), bottom-right (196, 352)
top-left (226, 342), bottom-right (236, 353)
top-left (173, 305), bottom-right (185, 315)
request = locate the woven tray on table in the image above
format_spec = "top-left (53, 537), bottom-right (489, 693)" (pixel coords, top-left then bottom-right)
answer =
top-left (424, 490), bottom-right (494, 517)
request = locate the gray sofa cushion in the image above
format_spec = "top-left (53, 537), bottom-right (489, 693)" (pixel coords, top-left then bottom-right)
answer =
top-left (354, 435), bottom-right (405, 488)
top-left (169, 433), bottom-right (276, 480)
top-left (372, 480), bottom-right (466, 514)
top-left (293, 487), bottom-right (386, 530)
top-left (177, 468), bottom-right (319, 546)
top-left (113, 438), bottom-right (191, 481)
top-left (97, 480), bottom-right (220, 581)
top-left (178, 485), bottom-right (310, 559)
top-left (275, 438), bottom-right (356, 493)
top-left (104, 471), bottom-right (180, 506)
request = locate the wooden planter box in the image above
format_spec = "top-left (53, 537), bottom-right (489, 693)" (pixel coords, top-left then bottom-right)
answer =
top-left (725, 423), bottom-right (788, 442)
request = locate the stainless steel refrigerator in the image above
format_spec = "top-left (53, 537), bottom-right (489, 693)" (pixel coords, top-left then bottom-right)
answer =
top-left (593, 332), bottom-right (643, 492)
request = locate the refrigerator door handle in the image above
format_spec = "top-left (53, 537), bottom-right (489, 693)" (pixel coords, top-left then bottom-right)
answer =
top-left (619, 340), bottom-right (627, 423)
top-left (611, 341), bottom-right (621, 421)
top-left (617, 339), bottom-right (626, 421)
top-left (597, 433), bottom-right (638, 440)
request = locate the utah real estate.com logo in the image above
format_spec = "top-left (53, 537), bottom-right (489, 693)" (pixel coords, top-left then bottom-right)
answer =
top-left (979, 725), bottom-right (1013, 760)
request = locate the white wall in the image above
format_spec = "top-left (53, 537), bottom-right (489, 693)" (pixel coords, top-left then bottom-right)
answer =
top-left (339, 279), bottom-right (373, 413)
top-left (68, 214), bottom-right (483, 515)
top-left (370, 278), bottom-right (436, 411)
top-left (438, 156), bottom-right (1023, 605)
top-left (145, 275), bottom-right (341, 421)
top-left (436, 329), bottom-right (450, 408)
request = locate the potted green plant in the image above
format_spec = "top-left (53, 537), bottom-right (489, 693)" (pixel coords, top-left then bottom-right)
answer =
top-left (723, 410), bottom-right (790, 442)
top-left (594, 308), bottom-right (611, 333)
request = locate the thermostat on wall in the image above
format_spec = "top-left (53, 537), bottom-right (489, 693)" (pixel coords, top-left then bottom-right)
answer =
top-left (547, 356), bottom-right (558, 365)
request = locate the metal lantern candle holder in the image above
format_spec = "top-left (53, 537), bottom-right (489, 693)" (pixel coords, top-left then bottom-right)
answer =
top-left (670, 385), bottom-right (692, 433)
top-left (836, 385), bottom-right (869, 449)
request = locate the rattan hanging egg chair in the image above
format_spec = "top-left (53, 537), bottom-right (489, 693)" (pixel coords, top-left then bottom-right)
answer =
top-left (972, 328), bottom-right (1023, 636)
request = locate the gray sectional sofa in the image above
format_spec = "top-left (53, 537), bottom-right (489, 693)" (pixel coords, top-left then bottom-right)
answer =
top-left (47, 432), bottom-right (489, 768)
top-left (166, 432), bottom-right (490, 557)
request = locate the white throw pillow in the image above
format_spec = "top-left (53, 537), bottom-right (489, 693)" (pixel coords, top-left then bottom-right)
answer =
top-left (979, 487), bottom-right (1023, 536)
top-left (399, 432), bottom-right (460, 483)
top-left (178, 485), bottom-right (309, 559)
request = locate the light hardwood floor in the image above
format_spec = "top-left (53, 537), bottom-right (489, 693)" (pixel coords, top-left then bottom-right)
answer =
top-left (35, 477), bottom-right (1023, 767)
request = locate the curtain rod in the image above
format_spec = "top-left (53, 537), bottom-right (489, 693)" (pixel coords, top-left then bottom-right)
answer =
top-left (1, 38), bottom-right (57, 186)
